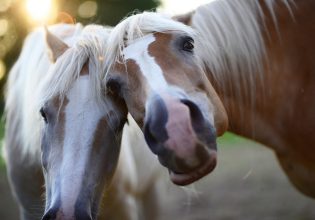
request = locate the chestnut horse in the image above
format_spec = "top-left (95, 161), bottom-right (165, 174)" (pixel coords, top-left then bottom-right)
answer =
top-left (3, 23), bottom-right (143, 220)
top-left (104, 13), bottom-right (228, 186)
top-left (105, 0), bottom-right (315, 198)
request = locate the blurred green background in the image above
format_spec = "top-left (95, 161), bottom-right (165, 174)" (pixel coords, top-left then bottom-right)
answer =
top-left (0, 0), bottom-right (315, 219)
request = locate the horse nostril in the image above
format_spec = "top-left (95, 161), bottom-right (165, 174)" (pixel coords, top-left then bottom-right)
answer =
top-left (180, 99), bottom-right (212, 134)
top-left (181, 99), bottom-right (217, 147)
top-left (143, 94), bottom-right (169, 155)
top-left (144, 119), bottom-right (167, 155)
top-left (75, 209), bottom-right (93, 220)
top-left (42, 211), bottom-right (55, 220)
top-left (180, 99), bottom-right (204, 125)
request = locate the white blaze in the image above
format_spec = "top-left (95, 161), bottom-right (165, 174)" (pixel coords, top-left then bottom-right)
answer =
top-left (123, 34), bottom-right (169, 92)
top-left (60, 75), bottom-right (103, 217)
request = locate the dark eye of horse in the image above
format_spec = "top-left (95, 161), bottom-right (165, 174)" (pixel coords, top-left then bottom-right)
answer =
top-left (182, 37), bottom-right (194, 52)
top-left (106, 78), bottom-right (121, 96)
top-left (40, 107), bottom-right (48, 123)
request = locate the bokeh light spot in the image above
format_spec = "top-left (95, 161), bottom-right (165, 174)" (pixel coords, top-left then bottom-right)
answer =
top-left (0, 0), bottom-right (12, 12)
top-left (78, 1), bottom-right (98, 19)
top-left (0, 19), bottom-right (8, 36)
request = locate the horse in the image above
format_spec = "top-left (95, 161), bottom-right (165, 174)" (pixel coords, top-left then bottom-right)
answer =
top-left (103, 0), bottom-right (315, 198)
top-left (2, 23), bottom-right (143, 220)
top-left (104, 11), bottom-right (228, 186)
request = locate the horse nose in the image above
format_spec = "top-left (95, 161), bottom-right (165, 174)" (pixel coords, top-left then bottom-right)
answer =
top-left (42, 208), bottom-right (92, 220)
top-left (42, 208), bottom-right (57, 220)
top-left (144, 93), bottom-right (214, 170)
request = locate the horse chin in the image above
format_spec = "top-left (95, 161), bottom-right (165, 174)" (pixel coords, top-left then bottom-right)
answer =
top-left (169, 150), bottom-right (217, 185)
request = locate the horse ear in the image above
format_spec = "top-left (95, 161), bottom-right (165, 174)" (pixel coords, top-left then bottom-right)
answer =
top-left (45, 27), bottom-right (69, 62)
top-left (172, 11), bottom-right (194, 25)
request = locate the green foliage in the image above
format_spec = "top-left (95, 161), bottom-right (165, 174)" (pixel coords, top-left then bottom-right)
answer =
top-left (0, 156), bottom-right (4, 169)
top-left (96, 0), bottom-right (160, 25)
top-left (55, 0), bottom-right (161, 26)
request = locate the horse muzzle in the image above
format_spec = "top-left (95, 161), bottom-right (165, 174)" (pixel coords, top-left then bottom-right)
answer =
top-left (42, 208), bottom-right (93, 220)
top-left (42, 193), bottom-right (94, 220)
top-left (144, 94), bottom-right (217, 185)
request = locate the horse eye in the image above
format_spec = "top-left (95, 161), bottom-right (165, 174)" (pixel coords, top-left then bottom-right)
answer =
top-left (40, 107), bottom-right (48, 123)
top-left (106, 78), bottom-right (121, 96)
top-left (182, 37), bottom-right (194, 52)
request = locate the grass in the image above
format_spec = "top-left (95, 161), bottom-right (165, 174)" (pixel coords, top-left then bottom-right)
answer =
top-left (217, 132), bottom-right (247, 145)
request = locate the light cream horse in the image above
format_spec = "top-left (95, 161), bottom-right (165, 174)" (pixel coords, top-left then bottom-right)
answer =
top-left (104, 0), bottom-right (315, 198)
top-left (3, 23), bottom-right (159, 220)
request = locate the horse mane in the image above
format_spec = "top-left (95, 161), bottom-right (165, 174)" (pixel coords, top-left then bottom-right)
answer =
top-left (40, 24), bottom-right (111, 106)
top-left (105, 0), bottom-right (293, 100)
top-left (191, 0), bottom-right (294, 99)
top-left (4, 23), bottom-right (111, 161)
top-left (104, 12), bottom-right (195, 75)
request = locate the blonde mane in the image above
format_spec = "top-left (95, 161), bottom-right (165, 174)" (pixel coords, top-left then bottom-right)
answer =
top-left (40, 25), bottom-right (111, 106)
top-left (104, 0), bottom-right (293, 100)
top-left (4, 23), bottom-right (111, 161)
top-left (191, 0), bottom-right (294, 99)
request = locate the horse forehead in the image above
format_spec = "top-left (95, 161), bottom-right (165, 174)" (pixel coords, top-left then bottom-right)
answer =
top-left (123, 34), bottom-right (156, 59)
top-left (122, 34), bottom-right (170, 92)
top-left (66, 75), bottom-right (92, 104)
top-left (123, 33), bottom-right (173, 59)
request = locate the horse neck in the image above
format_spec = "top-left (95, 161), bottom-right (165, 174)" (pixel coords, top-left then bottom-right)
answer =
top-left (197, 0), bottom-right (315, 149)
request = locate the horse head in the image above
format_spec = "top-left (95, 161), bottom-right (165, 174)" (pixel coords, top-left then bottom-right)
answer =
top-left (40, 27), bottom-right (127, 219)
top-left (105, 13), bottom-right (228, 185)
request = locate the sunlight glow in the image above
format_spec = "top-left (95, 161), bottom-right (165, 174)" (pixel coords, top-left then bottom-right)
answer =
top-left (26, 0), bottom-right (53, 23)
top-left (160, 0), bottom-right (217, 14)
